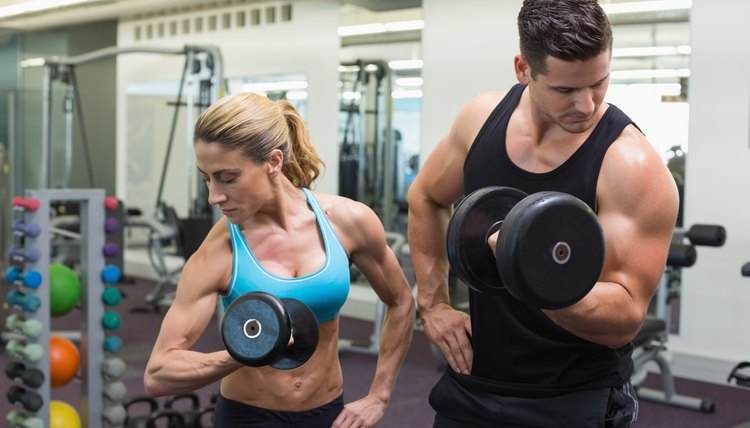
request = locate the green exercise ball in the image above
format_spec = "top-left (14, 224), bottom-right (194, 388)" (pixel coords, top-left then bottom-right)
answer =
top-left (49, 263), bottom-right (81, 317)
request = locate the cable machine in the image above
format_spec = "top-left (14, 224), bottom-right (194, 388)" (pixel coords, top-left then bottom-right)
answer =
top-left (29, 45), bottom-right (224, 219)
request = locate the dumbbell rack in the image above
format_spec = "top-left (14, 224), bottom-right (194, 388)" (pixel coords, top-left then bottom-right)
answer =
top-left (4, 189), bottom-right (120, 427)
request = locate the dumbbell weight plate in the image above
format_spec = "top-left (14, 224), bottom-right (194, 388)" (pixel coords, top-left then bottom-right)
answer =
top-left (272, 298), bottom-right (319, 370)
top-left (446, 186), bottom-right (528, 295)
top-left (496, 191), bottom-right (605, 309)
top-left (222, 292), bottom-right (290, 367)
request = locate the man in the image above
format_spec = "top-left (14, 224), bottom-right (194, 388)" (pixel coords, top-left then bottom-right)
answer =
top-left (407, 0), bottom-right (679, 426)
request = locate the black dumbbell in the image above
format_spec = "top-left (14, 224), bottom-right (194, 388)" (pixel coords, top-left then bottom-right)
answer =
top-left (7, 385), bottom-right (43, 412)
top-left (5, 362), bottom-right (45, 388)
top-left (221, 292), bottom-right (319, 369)
top-left (164, 393), bottom-right (200, 428)
top-left (446, 186), bottom-right (605, 309)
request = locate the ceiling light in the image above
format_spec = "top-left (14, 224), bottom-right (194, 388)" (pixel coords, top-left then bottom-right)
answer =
top-left (395, 77), bottom-right (423, 87)
top-left (611, 68), bottom-right (691, 80)
top-left (388, 59), bottom-right (424, 70)
top-left (613, 45), bottom-right (691, 57)
top-left (0, 0), bottom-right (98, 19)
top-left (601, 0), bottom-right (692, 15)
top-left (338, 19), bottom-right (424, 37)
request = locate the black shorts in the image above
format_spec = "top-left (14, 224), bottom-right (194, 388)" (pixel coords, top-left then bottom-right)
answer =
top-left (429, 371), bottom-right (638, 428)
top-left (213, 393), bottom-right (344, 427)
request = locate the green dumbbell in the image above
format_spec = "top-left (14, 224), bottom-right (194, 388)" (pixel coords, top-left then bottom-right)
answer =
top-left (102, 311), bottom-right (121, 331)
top-left (5, 314), bottom-right (43, 338)
top-left (102, 287), bottom-right (122, 306)
top-left (6, 410), bottom-right (43, 428)
top-left (5, 340), bottom-right (44, 363)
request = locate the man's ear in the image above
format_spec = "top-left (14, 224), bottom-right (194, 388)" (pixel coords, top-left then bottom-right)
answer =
top-left (514, 55), bottom-right (532, 84)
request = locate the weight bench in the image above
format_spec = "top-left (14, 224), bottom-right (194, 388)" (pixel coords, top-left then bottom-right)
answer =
top-left (631, 224), bottom-right (726, 413)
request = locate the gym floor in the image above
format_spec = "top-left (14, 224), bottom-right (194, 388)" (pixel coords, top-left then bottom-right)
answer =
top-left (3, 277), bottom-right (750, 427)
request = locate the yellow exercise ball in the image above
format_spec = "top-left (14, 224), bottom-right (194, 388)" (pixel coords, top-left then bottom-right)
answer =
top-left (50, 400), bottom-right (81, 428)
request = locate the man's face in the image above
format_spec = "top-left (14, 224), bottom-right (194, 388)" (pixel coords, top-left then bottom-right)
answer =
top-left (520, 50), bottom-right (611, 134)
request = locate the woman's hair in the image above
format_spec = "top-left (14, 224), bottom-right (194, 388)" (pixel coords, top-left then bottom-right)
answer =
top-left (194, 92), bottom-right (324, 188)
top-left (518, 0), bottom-right (612, 77)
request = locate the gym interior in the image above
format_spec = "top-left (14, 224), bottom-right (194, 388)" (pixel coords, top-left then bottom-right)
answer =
top-left (1, 0), bottom-right (750, 426)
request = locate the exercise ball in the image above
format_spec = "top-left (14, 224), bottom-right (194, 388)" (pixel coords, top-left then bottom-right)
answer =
top-left (50, 336), bottom-right (80, 388)
top-left (50, 400), bottom-right (81, 428)
top-left (49, 263), bottom-right (81, 317)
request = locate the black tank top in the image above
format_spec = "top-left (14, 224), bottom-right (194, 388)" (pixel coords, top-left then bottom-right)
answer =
top-left (460, 83), bottom-right (636, 397)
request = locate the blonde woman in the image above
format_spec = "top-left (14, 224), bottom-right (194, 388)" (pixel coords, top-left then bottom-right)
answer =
top-left (145, 92), bottom-right (415, 427)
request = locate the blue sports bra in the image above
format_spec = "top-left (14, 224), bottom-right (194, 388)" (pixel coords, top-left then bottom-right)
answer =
top-left (221, 188), bottom-right (350, 323)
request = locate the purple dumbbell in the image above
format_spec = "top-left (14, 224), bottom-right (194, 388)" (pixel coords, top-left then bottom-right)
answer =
top-left (104, 217), bottom-right (120, 234)
top-left (10, 220), bottom-right (41, 238)
top-left (102, 242), bottom-right (120, 259)
top-left (8, 246), bottom-right (41, 263)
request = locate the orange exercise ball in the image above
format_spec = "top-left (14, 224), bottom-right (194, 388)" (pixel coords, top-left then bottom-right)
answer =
top-left (50, 400), bottom-right (81, 428)
top-left (49, 336), bottom-right (79, 388)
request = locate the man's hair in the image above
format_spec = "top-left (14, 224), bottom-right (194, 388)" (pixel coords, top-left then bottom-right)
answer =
top-left (518, 0), bottom-right (612, 77)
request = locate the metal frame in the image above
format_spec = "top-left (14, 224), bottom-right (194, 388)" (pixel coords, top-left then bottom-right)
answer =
top-left (6, 189), bottom-right (112, 427)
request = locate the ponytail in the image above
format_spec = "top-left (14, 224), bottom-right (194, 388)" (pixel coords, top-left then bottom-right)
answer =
top-left (277, 100), bottom-right (325, 188)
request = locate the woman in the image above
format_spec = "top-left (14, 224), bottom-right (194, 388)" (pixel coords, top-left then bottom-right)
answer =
top-left (144, 92), bottom-right (415, 427)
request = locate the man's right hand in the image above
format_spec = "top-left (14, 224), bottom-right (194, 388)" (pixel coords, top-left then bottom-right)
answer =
top-left (420, 304), bottom-right (473, 374)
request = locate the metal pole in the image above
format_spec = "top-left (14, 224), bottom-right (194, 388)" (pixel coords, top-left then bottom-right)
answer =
top-left (41, 66), bottom-right (52, 188)
top-left (382, 67), bottom-right (395, 231)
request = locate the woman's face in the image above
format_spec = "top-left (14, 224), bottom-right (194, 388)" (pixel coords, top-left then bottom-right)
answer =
top-left (194, 140), bottom-right (271, 224)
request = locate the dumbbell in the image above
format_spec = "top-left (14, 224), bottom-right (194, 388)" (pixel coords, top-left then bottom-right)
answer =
top-left (743, 263), bottom-right (750, 278)
top-left (103, 404), bottom-right (127, 426)
top-left (8, 246), bottom-right (41, 263)
top-left (103, 381), bottom-right (128, 401)
top-left (102, 311), bottom-right (122, 330)
top-left (102, 357), bottom-right (127, 379)
top-left (5, 314), bottom-right (43, 338)
top-left (5, 267), bottom-right (43, 289)
top-left (11, 196), bottom-right (40, 212)
top-left (5, 362), bottom-right (45, 388)
top-left (5, 340), bottom-right (44, 363)
top-left (7, 385), bottom-right (43, 412)
top-left (222, 292), bottom-right (319, 369)
top-left (446, 186), bottom-right (605, 309)
top-left (104, 335), bottom-right (123, 353)
top-left (6, 410), bottom-right (43, 428)
top-left (7, 290), bottom-right (41, 313)
top-left (102, 287), bottom-right (123, 306)
top-left (11, 220), bottom-right (41, 238)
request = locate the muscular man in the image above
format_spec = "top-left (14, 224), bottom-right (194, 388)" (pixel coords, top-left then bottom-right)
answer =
top-left (407, 1), bottom-right (679, 426)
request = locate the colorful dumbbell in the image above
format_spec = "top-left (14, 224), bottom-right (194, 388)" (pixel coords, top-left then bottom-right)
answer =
top-left (7, 246), bottom-right (41, 263)
top-left (5, 340), bottom-right (44, 363)
top-left (11, 196), bottom-right (40, 212)
top-left (4, 314), bottom-right (43, 338)
top-left (5, 267), bottom-right (42, 289)
top-left (10, 220), bottom-right (41, 238)
top-left (6, 410), bottom-right (43, 428)
top-left (7, 290), bottom-right (41, 313)
top-left (102, 287), bottom-right (122, 306)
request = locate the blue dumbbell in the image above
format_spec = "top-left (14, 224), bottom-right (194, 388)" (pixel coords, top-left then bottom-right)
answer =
top-left (6, 290), bottom-right (41, 313)
top-left (101, 265), bottom-right (122, 284)
top-left (5, 267), bottom-right (42, 289)
top-left (104, 335), bottom-right (123, 353)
